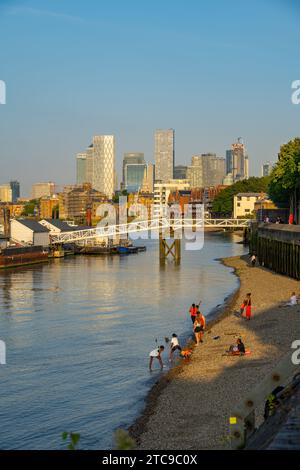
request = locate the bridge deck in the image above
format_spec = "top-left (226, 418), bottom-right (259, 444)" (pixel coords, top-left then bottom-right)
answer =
top-left (50, 218), bottom-right (249, 244)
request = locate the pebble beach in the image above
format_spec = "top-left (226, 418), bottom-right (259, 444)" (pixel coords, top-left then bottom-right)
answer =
top-left (129, 255), bottom-right (300, 450)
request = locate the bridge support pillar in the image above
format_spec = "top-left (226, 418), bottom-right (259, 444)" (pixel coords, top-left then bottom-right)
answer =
top-left (159, 234), bottom-right (181, 264)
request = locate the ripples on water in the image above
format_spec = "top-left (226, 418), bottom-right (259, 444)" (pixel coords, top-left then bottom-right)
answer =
top-left (0, 233), bottom-right (246, 449)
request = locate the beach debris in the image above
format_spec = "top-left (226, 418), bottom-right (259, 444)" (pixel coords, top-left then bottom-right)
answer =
top-left (213, 336), bottom-right (221, 340)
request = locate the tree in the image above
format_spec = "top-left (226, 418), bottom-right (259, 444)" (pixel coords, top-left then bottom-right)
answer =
top-left (21, 199), bottom-right (39, 216)
top-left (268, 138), bottom-right (300, 221)
top-left (212, 177), bottom-right (270, 214)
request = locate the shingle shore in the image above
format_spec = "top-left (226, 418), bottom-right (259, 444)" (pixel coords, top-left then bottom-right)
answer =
top-left (129, 255), bottom-right (300, 450)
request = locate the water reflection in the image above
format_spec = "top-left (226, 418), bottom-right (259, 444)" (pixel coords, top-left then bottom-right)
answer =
top-left (0, 233), bottom-right (246, 449)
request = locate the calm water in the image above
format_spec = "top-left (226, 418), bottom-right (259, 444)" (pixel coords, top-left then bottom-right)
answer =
top-left (0, 233), bottom-right (246, 449)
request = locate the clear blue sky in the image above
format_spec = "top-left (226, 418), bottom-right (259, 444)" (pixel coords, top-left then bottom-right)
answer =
top-left (0, 0), bottom-right (299, 196)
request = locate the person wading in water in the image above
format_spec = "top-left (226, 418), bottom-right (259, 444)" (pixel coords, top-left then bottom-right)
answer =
top-left (189, 302), bottom-right (200, 324)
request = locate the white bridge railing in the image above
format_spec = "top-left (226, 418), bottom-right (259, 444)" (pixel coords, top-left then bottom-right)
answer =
top-left (50, 218), bottom-right (249, 244)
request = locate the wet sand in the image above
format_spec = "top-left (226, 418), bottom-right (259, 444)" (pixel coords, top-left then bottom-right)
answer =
top-left (129, 255), bottom-right (300, 450)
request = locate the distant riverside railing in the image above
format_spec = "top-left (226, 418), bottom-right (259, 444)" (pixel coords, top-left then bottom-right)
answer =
top-left (50, 218), bottom-right (249, 244)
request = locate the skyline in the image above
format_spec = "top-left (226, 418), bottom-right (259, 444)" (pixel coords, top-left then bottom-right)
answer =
top-left (1, 0), bottom-right (300, 196)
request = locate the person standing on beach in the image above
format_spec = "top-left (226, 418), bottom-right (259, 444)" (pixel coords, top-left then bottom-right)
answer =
top-left (245, 293), bottom-right (252, 320)
top-left (193, 312), bottom-right (206, 345)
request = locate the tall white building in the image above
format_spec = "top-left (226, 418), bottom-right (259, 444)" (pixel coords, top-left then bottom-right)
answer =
top-left (92, 135), bottom-right (115, 199)
top-left (155, 129), bottom-right (174, 183)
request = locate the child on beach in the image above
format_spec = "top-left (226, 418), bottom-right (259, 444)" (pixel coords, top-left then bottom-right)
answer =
top-left (239, 296), bottom-right (248, 316)
top-left (169, 334), bottom-right (182, 361)
top-left (149, 345), bottom-right (164, 371)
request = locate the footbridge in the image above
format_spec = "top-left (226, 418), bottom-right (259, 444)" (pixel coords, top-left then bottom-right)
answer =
top-left (50, 218), bottom-right (249, 244)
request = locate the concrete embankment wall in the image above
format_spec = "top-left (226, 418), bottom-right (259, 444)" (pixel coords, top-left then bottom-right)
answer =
top-left (251, 223), bottom-right (300, 280)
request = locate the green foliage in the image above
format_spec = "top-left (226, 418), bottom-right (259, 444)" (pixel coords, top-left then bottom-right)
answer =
top-left (21, 199), bottom-right (39, 216)
top-left (114, 429), bottom-right (136, 450)
top-left (212, 177), bottom-right (270, 214)
top-left (62, 431), bottom-right (81, 450)
top-left (268, 138), bottom-right (300, 205)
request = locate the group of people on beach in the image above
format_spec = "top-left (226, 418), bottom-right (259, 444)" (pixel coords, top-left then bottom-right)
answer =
top-left (149, 301), bottom-right (207, 370)
top-left (149, 334), bottom-right (182, 371)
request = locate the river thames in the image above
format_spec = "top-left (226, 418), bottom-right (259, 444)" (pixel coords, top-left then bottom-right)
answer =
top-left (0, 233), bottom-right (246, 449)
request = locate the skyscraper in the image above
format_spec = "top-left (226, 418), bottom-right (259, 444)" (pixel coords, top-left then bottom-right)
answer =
top-left (76, 153), bottom-right (87, 185)
top-left (122, 153), bottom-right (145, 186)
top-left (186, 156), bottom-right (203, 188)
top-left (85, 145), bottom-right (94, 186)
top-left (261, 161), bottom-right (273, 177)
top-left (201, 153), bottom-right (226, 187)
top-left (93, 135), bottom-right (115, 199)
top-left (154, 129), bottom-right (174, 182)
top-left (231, 138), bottom-right (249, 182)
top-left (141, 163), bottom-right (155, 193)
top-left (226, 150), bottom-right (233, 175)
top-left (187, 154), bottom-right (225, 188)
top-left (10, 181), bottom-right (20, 202)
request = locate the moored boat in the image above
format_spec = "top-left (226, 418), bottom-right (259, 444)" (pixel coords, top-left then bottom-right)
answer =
top-left (0, 246), bottom-right (49, 269)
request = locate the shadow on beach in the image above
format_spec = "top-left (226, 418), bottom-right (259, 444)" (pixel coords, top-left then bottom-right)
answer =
top-left (129, 256), bottom-right (300, 450)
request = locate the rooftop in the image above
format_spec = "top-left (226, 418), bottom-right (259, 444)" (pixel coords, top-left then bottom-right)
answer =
top-left (236, 193), bottom-right (265, 197)
top-left (15, 219), bottom-right (50, 233)
top-left (42, 219), bottom-right (75, 232)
